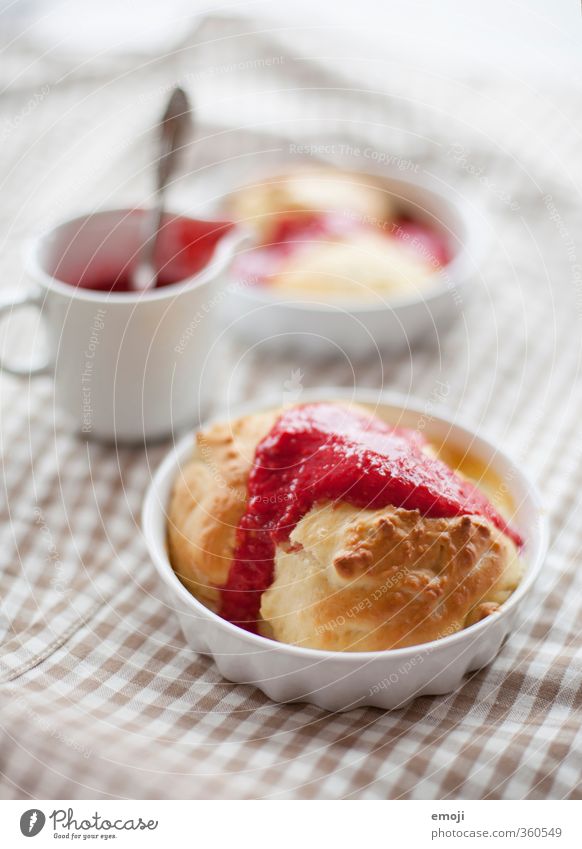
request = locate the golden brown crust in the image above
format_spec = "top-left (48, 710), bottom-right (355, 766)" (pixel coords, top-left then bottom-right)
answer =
top-left (260, 503), bottom-right (522, 651)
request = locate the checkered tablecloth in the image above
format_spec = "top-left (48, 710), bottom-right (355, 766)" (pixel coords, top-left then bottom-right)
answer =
top-left (1, 14), bottom-right (582, 800)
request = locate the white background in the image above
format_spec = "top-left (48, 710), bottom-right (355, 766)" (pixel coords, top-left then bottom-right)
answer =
top-left (3, 0), bottom-right (582, 85)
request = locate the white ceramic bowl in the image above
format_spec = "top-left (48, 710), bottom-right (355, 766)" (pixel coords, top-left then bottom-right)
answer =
top-left (142, 390), bottom-right (547, 712)
top-left (220, 169), bottom-right (482, 357)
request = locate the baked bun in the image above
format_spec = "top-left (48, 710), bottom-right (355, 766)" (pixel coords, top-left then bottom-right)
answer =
top-left (226, 167), bottom-right (447, 303)
top-left (261, 503), bottom-right (521, 651)
top-left (167, 409), bottom-right (278, 609)
top-left (167, 405), bottom-right (522, 651)
top-left (226, 167), bottom-right (393, 241)
top-left (268, 231), bottom-right (435, 301)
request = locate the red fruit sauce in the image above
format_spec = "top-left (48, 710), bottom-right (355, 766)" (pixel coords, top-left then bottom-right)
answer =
top-left (62, 218), bottom-right (234, 293)
top-left (220, 403), bottom-right (523, 629)
top-left (233, 212), bottom-right (450, 284)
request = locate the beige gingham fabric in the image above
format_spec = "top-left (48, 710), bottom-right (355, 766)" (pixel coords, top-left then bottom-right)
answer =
top-left (1, 15), bottom-right (582, 799)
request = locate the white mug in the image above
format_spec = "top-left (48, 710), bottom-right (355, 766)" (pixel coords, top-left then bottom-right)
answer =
top-left (0, 208), bottom-right (244, 442)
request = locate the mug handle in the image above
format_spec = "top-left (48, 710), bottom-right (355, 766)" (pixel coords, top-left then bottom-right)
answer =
top-left (0, 290), bottom-right (53, 376)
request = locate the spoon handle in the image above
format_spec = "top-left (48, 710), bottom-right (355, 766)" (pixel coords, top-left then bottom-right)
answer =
top-left (133, 86), bottom-right (193, 291)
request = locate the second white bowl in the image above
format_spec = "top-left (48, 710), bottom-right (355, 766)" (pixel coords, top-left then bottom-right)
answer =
top-left (220, 169), bottom-right (481, 356)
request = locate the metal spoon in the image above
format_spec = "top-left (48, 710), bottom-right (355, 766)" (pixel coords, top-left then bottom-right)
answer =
top-left (132, 86), bottom-right (193, 291)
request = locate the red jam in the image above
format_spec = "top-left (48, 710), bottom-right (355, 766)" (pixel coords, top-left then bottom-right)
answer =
top-left (233, 212), bottom-right (450, 285)
top-left (63, 218), bottom-right (233, 293)
top-left (220, 403), bottom-right (523, 629)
